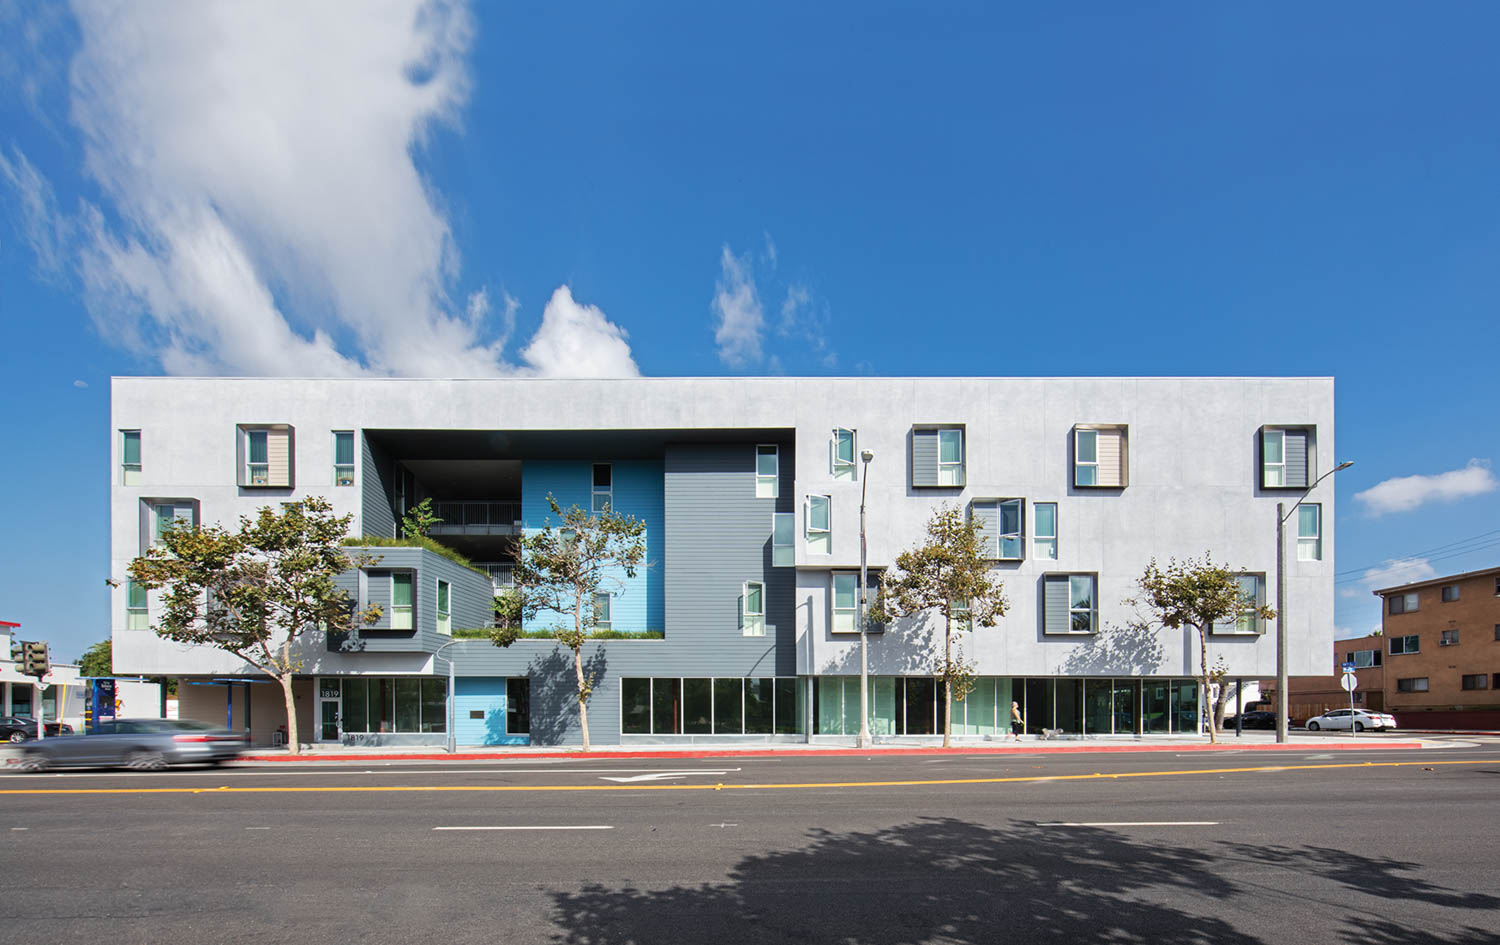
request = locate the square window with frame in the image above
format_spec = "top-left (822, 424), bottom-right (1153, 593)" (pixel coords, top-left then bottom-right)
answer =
top-left (1441, 584), bottom-right (1460, 602)
top-left (1388, 592), bottom-right (1419, 615)
top-left (1396, 677), bottom-right (1428, 693)
top-left (238, 424), bottom-right (294, 487)
top-left (756, 445), bottom-right (779, 498)
top-left (1440, 629), bottom-right (1459, 646)
top-left (1260, 426), bottom-right (1313, 489)
top-left (1073, 425), bottom-right (1127, 488)
top-left (805, 494), bottom-right (831, 555)
top-left (144, 500), bottom-right (198, 552)
top-left (1389, 633), bottom-right (1420, 655)
top-left (971, 498), bottom-right (1025, 560)
top-left (1461, 673), bottom-right (1488, 691)
top-left (1043, 573), bottom-right (1097, 634)
top-left (911, 426), bottom-right (966, 487)
top-left (1212, 574), bottom-right (1267, 635)
top-left (593, 463), bottom-right (613, 513)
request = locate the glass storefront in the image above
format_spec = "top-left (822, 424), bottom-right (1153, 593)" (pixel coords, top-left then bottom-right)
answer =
top-left (621, 677), bottom-right (806, 736)
top-left (338, 677), bottom-right (447, 734)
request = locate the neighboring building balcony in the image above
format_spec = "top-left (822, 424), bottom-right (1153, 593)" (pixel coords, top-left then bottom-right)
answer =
top-left (428, 501), bottom-right (522, 537)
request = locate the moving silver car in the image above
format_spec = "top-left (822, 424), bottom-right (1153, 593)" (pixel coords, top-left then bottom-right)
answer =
top-left (16, 719), bottom-right (246, 771)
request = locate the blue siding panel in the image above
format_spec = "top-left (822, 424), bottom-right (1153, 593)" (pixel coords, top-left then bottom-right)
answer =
top-left (453, 677), bottom-right (527, 746)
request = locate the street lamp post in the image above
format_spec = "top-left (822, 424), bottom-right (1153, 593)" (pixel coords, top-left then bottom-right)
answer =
top-left (856, 448), bottom-right (875, 749)
top-left (435, 639), bottom-right (462, 753)
top-left (1276, 459), bottom-right (1353, 743)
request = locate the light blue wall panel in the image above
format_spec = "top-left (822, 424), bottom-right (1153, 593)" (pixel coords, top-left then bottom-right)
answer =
top-left (453, 676), bottom-right (527, 746)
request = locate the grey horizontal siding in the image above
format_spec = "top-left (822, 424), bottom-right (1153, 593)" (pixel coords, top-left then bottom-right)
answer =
top-left (328, 547), bottom-right (490, 654)
top-left (911, 429), bottom-right (938, 487)
top-left (972, 500), bottom-right (998, 558)
top-left (1043, 575), bottom-right (1069, 635)
top-left (361, 433), bottom-right (397, 538)
top-left (1284, 430), bottom-right (1308, 488)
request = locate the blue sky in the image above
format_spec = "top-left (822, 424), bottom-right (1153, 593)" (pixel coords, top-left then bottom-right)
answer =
top-left (2, 2), bottom-right (1497, 662)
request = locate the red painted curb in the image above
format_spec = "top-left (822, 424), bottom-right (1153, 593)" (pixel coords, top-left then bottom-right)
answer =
top-left (241, 741), bottom-right (1425, 763)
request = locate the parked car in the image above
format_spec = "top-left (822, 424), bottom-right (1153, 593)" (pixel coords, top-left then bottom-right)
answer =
top-left (1221, 710), bottom-right (1277, 730)
top-left (1303, 708), bottom-right (1397, 732)
top-left (0, 716), bottom-right (74, 742)
top-left (16, 719), bottom-right (245, 771)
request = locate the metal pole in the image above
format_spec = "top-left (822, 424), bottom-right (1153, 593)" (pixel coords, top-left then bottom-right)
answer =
top-left (436, 640), bottom-right (461, 754)
top-left (1276, 503), bottom-right (1287, 744)
top-left (857, 449), bottom-right (874, 749)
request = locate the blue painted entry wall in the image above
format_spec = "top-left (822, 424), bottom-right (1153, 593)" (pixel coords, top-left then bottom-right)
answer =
top-left (453, 677), bottom-right (528, 746)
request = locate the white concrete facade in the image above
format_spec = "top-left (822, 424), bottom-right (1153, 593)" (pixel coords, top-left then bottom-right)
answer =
top-left (110, 376), bottom-right (1336, 683)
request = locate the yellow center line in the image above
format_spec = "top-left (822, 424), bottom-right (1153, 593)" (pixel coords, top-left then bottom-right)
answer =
top-left (0, 758), bottom-right (1484, 796)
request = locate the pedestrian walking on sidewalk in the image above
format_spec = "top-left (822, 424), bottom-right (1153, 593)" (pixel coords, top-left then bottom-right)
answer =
top-left (1010, 701), bottom-right (1024, 741)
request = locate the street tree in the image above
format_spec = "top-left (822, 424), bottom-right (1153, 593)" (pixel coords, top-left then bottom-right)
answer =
top-left (1130, 555), bottom-right (1275, 744)
top-left (127, 497), bottom-right (381, 754)
top-left (871, 504), bottom-right (1009, 747)
top-left (77, 639), bottom-right (112, 678)
top-left (489, 495), bottom-right (647, 750)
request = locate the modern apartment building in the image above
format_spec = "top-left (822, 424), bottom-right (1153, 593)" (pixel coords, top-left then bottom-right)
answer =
top-left (1372, 566), bottom-right (1500, 728)
top-left (109, 376), bottom-right (1337, 746)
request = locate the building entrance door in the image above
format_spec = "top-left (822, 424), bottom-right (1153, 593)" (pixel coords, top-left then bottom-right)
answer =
top-left (316, 679), bottom-right (341, 742)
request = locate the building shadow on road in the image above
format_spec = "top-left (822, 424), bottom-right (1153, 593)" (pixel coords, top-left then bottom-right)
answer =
top-left (546, 818), bottom-right (1500, 945)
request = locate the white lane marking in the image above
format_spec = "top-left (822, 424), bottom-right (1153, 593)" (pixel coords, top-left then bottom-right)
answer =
top-left (432, 825), bottom-right (614, 831)
top-left (11, 827), bottom-right (28, 831)
top-left (1036, 821), bottom-right (1220, 827)
top-left (245, 826), bottom-right (272, 830)
top-left (711, 823), bottom-right (738, 828)
top-left (600, 769), bottom-right (735, 783)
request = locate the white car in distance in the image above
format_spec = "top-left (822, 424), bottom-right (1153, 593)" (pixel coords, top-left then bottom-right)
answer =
top-left (1303, 708), bottom-right (1397, 732)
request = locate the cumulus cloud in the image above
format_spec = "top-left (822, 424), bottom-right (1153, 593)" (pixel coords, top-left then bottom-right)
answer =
top-left (712, 245), bottom-right (764, 368)
top-left (1354, 459), bottom-right (1498, 516)
top-left (2, 0), bottom-right (640, 379)
top-left (519, 286), bottom-right (639, 377)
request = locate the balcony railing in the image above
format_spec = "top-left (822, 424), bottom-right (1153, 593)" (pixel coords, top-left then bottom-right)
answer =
top-left (428, 501), bottom-right (522, 536)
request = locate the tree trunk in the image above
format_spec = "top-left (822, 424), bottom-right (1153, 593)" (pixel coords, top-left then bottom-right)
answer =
top-left (1198, 626), bottom-right (1215, 745)
top-left (572, 643), bottom-right (591, 752)
top-left (943, 623), bottom-right (952, 748)
top-left (1213, 684), bottom-right (1230, 733)
top-left (279, 672), bottom-right (300, 755)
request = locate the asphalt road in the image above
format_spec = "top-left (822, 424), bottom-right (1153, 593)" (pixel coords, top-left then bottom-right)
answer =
top-left (3, 741), bottom-right (1498, 945)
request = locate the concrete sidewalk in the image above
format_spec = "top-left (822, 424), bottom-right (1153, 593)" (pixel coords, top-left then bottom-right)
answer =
top-left (240, 730), bottom-right (1443, 762)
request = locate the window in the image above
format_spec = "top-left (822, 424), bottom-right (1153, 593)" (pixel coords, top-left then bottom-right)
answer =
top-left (756, 445), bottom-right (779, 498)
top-left (1260, 426), bottom-right (1312, 489)
top-left (146, 501), bottom-right (198, 551)
top-left (1462, 674), bottom-right (1489, 691)
top-left (1390, 634), bottom-right (1420, 655)
top-left (912, 426), bottom-right (965, 487)
top-left (832, 573), bottom-right (858, 633)
top-left (972, 499), bottom-right (1024, 560)
top-left (333, 431), bottom-right (355, 486)
top-left (1211, 575), bottom-right (1265, 634)
top-left (1441, 584), bottom-right (1460, 602)
top-left (238, 424), bottom-right (293, 487)
top-left (1033, 502), bottom-right (1058, 560)
top-left (592, 464), bottom-right (612, 513)
top-left (436, 579), bottom-right (451, 635)
top-left (1396, 677), bottom-right (1428, 693)
top-left (121, 430), bottom-right (142, 485)
top-left (1043, 574), bottom-right (1097, 634)
top-left (1074, 425), bottom-right (1127, 487)
top-left (1495, 624), bottom-right (1500, 642)
top-left (831, 428), bottom-right (857, 480)
top-left (741, 582), bottom-right (765, 637)
top-left (772, 512), bottom-right (795, 567)
top-left (1346, 648), bottom-right (1381, 668)
top-left (593, 592), bottom-right (611, 631)
top-left (1296, 504), bottom-right (1321, 561)
top-left (805, 495), bottom-right (831, 555)
top-left (1440, 629), bottom-right (1459, 647)
top-left (1388, 592), bottom-right (1419, 615)
top-left (391, 573), bottom-right (413, 630)
top-left (126, 581), bottom-right (149, 631)
top-left (950, 597), bottom-right (972, 633)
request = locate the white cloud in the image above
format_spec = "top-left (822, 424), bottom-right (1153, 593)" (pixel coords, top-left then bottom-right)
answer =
top-left (1354, 459), bottom-right (1498, 516)
top-left (72, 379), bottom-right (88, 388)
top-left (0, 145), bottom-right (70, 275)
top-left (2, 1), bottom-right (641, 379)
top-left (712, 245), bottom-right (764, 367)
top-left (518, 286), bottom-right (638, 378)
top-left (1357, 557), bottom-right (1437, 593)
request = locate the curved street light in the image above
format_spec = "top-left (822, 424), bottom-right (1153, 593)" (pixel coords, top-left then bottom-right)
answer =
top-left (1275, 459), bottom-right (1354, 743)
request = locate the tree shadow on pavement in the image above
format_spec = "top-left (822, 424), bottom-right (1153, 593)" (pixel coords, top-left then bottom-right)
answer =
top-left (1217, 842), bottom-right (1500, 911)
top-left (549, 817), bottom-right (1264, 945)
top-left (1342, 917), bottom-right (1500, 945)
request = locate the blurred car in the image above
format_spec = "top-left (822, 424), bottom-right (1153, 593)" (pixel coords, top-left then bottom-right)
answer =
top-left (1303, 708), bottom-right (1397, 732)
top-left (1221, 710), bottom-right (1277, 730)
top-left (16, 719), bottom-right (245, 771)
top-left (0, 716), bottom-right (74, 742)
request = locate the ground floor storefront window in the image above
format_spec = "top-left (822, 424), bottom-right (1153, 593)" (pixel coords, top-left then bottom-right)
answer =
top-left (621, 677), bottom-right (805, 736)
top-left (337, 677), bottom-right (447, 734)
top-left (809, 676), bottom-right (1201, 736)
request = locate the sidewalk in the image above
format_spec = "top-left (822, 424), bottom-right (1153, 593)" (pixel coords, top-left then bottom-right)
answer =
top-left (240, 730), bottom-right (1442, 763)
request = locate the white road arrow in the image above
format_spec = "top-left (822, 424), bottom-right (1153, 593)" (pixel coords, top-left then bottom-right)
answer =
top-left (600, 769), bottom-right (736, 783)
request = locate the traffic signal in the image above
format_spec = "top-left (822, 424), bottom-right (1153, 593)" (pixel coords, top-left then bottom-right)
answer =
top-left (22, 641), bottom-right (50, 677)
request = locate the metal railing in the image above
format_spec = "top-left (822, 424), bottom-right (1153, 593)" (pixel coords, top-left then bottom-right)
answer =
top-left (427, 501), bottom-right (522, 535)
